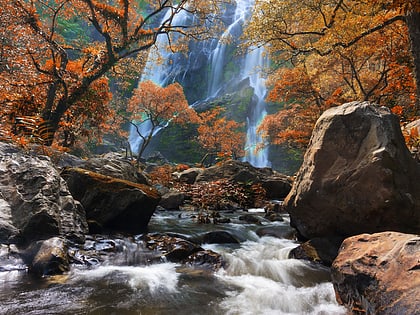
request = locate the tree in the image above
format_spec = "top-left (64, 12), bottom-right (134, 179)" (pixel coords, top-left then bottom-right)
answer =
top-left (127, 80), bottom-right (199, 161)
top-left (245, 0), bottom-right (419, 148)
top-left (196, 107), bottom-right (245, 165)
top-left (0, 0), bottom-right (224, 147)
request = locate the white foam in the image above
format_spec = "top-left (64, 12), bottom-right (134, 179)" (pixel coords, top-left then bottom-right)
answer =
top-left (70, 263), bottom-right (179, 294)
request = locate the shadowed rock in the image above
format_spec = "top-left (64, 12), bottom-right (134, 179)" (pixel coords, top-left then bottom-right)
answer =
top-left (62, 167), bottom-right (160, 234)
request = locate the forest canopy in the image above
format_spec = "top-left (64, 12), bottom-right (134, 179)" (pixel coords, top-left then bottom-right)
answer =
top-left (245, 0), bottom-right (420, 148)
top-left (0, 0), bottom-right (226, 150)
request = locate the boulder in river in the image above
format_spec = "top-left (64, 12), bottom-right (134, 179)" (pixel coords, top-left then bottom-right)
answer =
top-left (61, 167), bottom-right (160, 234)
top-left (285, 102), bottom-right (420, 239)
top-left (0, 142), bottom-right (88, 244)
top-left (332, 232), bottom-right (420, 315)
top-left (22, 237), bottom-right (69, 276)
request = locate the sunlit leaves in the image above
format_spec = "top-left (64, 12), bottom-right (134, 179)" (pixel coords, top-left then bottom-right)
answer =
top-left (127, 80), bottom-right (199, 159)
top-left (0, 0), bottom-right (224, 149)
top-left (246, 0), bottom-right (417, 148)
top-left (196, 107), bottom-right (245, 163)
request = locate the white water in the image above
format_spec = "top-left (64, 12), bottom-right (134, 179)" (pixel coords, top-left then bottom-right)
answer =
top-left (128, 8), bottom-right (190, 155)
top-left (0, 212), bottom-right (346, 314)
top-left (241, 44), bottom-right (271, 167)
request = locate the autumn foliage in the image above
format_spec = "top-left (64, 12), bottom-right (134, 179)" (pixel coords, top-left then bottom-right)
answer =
top-left (245, 0), bottom-right (419, 148)
top-left (127, 80), bottom-right (200, 160)
top-left (0, 0), bottom-right (223, 150)
top-left (196, 107), bottom-right (245, 164)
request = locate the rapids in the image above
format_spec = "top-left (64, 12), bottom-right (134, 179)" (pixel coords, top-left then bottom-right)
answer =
top-left (0, 211), bottom-right (346, 315)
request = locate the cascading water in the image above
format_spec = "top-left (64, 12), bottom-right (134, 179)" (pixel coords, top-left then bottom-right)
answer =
top-left (129, 0), bottom-right (271, 167)
top-left (241, 45), bottom-right (271, 168)
top-left (0, 211), bottom-right (346, 314)
top-left (128, 9), bottom-right (190, 155)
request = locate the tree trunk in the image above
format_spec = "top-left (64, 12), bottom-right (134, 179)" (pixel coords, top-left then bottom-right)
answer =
top-left (406, 10), bottom-right (420, 115)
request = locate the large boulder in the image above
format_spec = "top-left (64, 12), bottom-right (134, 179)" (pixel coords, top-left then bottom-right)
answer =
top-left (78, 153), bottom-right (149, 185)
top-left (195, 160), bottom-right (293, 199)
top-left (332, 232), bottom-right (420, 315)
top-left (285, 102), bottom-right (420, 239)
top-left (0, 142), bottom-right (88, 244)
top-left (61, 167), bottom-right (160, 234)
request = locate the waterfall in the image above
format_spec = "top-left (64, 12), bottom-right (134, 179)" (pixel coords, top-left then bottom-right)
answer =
top-left (128, 9), bottom-right (190, 155)
top-left (129, 0), bottom-right (271, 167)
top-left (241, 46), bottom-right (271, 167)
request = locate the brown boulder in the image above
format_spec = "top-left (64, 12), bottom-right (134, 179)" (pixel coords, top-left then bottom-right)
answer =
top-left (61, 167), bottom-right (160, 234)
top-left (332, 232), bottom-right (420, 315)
top-left (285, 102), bottom-right (420, 239)
top-left (23, 237), bottom-right (69, 276)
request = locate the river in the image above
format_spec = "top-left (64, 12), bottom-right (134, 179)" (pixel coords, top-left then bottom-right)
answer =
top-left (0, 210), bottom-right (346, 315)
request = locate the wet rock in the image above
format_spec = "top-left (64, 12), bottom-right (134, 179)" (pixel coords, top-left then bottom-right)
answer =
top-left (144, 233), bottom-right (202, 262)
top-left (23, 237), bottom-right (69, 276)
top-left (285, 102), bottom-right (420, 239)
top-left (159, 190), bottom-right (185, 210)
top-left (238, 214), bottom-right (261, 224)
top-left (0, 142), bottom-right (88, 244)
top-left (332, 232), bottom-right (420, 315)
top-left (256, 226), bottom-right (296, 240)
top-left (289, 237), bottom-right (344, 266)
top-left (202, 231), bottom-right (240, 244)
top-left (184, 250), bottom-right (225, 271)
top-left (62, 167), bottom-right (160, 234)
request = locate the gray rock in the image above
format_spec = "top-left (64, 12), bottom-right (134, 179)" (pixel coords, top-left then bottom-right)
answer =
top-left (285, 102), bottom-right (420, 239)
top-left (79, 154), bottom-right (149, 185)
top-left (159, 190), bottom-right (185, 210)
top-left (0, 142), bottom-right (88, 244)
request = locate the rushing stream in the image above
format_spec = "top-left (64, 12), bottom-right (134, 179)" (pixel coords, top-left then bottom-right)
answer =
top-left (0, 211), bottom-right (346, 315)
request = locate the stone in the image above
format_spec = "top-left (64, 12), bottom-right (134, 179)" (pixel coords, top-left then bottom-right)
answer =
top-left (23, 237), bottom-right (70, 276)
top-left (256, 226), bottom-right (296, 240)
top-left (175, 168), bottom-right (203, 184)
top-left (289, 237), bottom-right (344, 266)
top-left (79, 153), bottom-right (149, 185)
top-left (62, 167), bottom-right (160, 234)
top-left (201, 231), bottom-right (240, 244)
top-left (332, 232), bottom-right (420, 315)
top-left (238, 214), bottom-right (261, 224)
top-left (184, 250), bottom-right (225, 271)
top-left (0, 142), bottom-right (88, 244)
top-left (159, 190), bottom-right (185, 210)
top-left (285, 102), bottom-right (420, 239)
top-left (144, 233), bottom-right (202, 262)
